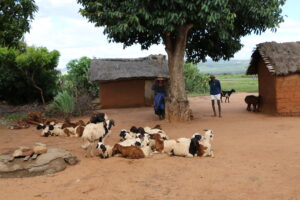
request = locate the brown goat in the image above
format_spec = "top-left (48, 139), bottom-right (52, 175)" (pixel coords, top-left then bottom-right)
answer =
top-left (149, 134), bottom-right (164, 152)
top-left (62, 118), bottom-right (77, 129)
top-left (112, 144), bottom-right (145, 159)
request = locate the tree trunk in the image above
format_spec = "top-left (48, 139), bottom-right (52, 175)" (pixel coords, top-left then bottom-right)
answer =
top-left (33, 83), bottom-right (46, 105)
top-left (163, 25), bottom-right (193, 121)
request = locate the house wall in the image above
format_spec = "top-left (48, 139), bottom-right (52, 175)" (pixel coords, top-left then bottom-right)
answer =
top-left (275, 74), bottom-right (300, 115)
top-left (100, 79), bottom-right (145, 108)
top-left (258, 60), bottom-right (277, 114)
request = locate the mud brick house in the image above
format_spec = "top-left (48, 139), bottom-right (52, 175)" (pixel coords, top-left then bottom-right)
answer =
top-left (89, 55), bottom-right (169, 108)
top-left (247, 42), bottom-right (300, 116)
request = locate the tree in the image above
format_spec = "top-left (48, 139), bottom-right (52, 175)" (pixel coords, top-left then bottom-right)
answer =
top-left (0, 46), bottom-right (60, 105)
top-left (78, 0), bottom-right (285, 121)
top-left (0, 0), bottom-right (38, 47)
top-left (62, 57), bottom-right (99, 97)
top-left (184, 63), bottom-right (209, 94)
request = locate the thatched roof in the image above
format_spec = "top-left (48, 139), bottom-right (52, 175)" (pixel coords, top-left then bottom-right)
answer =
top-left (89, 55), bottom-right (169, 82)
top-left (247, 41), bottom-right (300, 76)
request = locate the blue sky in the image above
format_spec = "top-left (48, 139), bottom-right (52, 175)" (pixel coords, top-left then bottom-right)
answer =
top-left (25, 0), bottom-right (300, 71)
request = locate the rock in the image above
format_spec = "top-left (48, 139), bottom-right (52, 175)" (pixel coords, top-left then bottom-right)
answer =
top-left (22, 149), bottom-right (34, 157)
top-left (31, 154), bottom-right (38, 160)
top-left (19, 146), bottom-right (31, 152)
top-left (0, 148), bottom-right (78, 178)
top-left (35, 143), bottom-right (46, 147)
top-left (12, 149), bottom-right (23, 158)
top-left (23, 155), bottom-right (31, 161)
top-left (33, 146), bottom-right (47, 154)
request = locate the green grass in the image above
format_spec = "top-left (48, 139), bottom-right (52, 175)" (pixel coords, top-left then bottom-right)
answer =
top-left (3, 113), bottom-right (27, 120)
top-left (187, 73), bottom-right (258, 97)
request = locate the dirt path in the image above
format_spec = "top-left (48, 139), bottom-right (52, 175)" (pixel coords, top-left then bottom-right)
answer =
top-left (0, 93), bottom-right (299, 200)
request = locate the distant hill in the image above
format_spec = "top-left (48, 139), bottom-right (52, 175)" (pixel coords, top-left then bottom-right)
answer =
top-left (197, 60), bottom-right (250, 74)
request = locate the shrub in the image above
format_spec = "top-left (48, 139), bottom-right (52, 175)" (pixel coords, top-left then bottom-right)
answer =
top-left (184, 63), bottom-right (210, 94)
top-left (48, 91), bottom-right (75, 117)
top-left (3, 113), bottom-right (27, 121)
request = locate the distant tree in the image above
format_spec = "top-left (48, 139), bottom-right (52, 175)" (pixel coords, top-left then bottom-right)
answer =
top-left (78, 0), bottom-right (285, 121)
top-left (0, 46), bottom-right (60, 105)
top-left (60, 57), bottom-right (99, 97)
top-left (184, 63), bottom-right (210, 94)
top-left (0, 0), bottom-right (38, 47)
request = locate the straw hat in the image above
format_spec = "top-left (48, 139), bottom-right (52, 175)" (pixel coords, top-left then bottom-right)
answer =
top-left (156, 77), bottom-right (165, 80)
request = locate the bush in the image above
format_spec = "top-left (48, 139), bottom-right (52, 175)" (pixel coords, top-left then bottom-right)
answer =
top-left (3, 113), bottom-right (27, 121)
top-left (184, 63), bottom-right (210, 94)
top-left (48, 91), bottom-right (75, 117)
top-left (0, 45), bottom-right (60, 105)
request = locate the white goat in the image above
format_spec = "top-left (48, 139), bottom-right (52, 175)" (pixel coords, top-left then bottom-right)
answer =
top-left (96, 142), bottom-right (113, 159)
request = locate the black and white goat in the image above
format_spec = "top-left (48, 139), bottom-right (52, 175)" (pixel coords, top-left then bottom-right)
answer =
top-left (81, 119), bottom-right (115, 149)
top-left (221, 89), bottom-right (236, 103)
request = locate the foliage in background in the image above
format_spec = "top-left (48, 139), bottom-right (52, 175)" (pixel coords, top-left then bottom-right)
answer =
top-left (0, 0), bottom-right (38, 47)
top-left (59, 57), bottom-right (99, 97)
top-left (48, 91), bottom-right (75, 117)
top-left (3, 113), bottom-right (27, 121)
top-left (184, 63), bottom-right (210, 94)
top-left (0, 45), bottom-right (60, 105)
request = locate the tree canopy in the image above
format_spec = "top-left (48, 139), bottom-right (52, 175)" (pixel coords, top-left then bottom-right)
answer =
top-left (78, 0), bottom-right (285, 121)
top-left (0, 46), bottom-right (60, 104)
top-left (0, 0), bottom-right (37, 47)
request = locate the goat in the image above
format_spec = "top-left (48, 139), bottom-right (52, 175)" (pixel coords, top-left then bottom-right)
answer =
top-left (81, 119), bottom-right (115, 149)
top-left (245, 95), bottom-right (261, 112)
top-left (89, 113), bottom-right (108, 124)
top-left (96, 142), bottom-right (113, 159)
top-left (39, 123), bottom-right (65, 137)
top-left (199, 130), bottom-right (214, 157)
top-left (144, 126), bottom-right (169, 140)
top-left (221, 89), bottom-right (236, 103)
top-left (61, 118), bottom-right (77, 129)
top-left (171, 134), bottom-right (202, 157)
top-left (112, 144), bottom-right (145, 159)
top-left (119, 129), bottom-right (136, 141)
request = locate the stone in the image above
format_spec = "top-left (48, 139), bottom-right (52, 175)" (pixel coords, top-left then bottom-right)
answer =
top-left (12, 149), bottom-right (23, 158)
top-left (0, 148), bottom-right (78, 178)
top-left (33, 146), bottom-right (47, 155)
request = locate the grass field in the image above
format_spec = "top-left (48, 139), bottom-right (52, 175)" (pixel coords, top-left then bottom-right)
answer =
top-left (187, 73), bottom-right (258, 97)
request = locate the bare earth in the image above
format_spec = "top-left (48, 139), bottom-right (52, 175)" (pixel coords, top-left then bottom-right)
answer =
top-left (0, 93), bottom-right (299, 200)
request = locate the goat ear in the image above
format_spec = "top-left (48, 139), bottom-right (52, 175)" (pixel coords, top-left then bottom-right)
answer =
top-left (99, 137), bottom-right (103, 142)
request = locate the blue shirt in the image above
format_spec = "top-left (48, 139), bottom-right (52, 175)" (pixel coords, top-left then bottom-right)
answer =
top-left (209, 80), bottom-right (221, 95)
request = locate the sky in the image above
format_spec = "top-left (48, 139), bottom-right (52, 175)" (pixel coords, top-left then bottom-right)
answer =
top-left (24, 0), bottom-right (300, 71)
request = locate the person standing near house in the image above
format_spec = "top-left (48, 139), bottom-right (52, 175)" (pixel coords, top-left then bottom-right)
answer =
top-left (209, 75), bottom-right (222, 117)
top-left (152, 77), bottom-right (167, 120)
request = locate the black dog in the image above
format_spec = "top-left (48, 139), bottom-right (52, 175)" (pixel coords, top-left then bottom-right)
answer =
top-left (221, 89), bottom-right (236, 103)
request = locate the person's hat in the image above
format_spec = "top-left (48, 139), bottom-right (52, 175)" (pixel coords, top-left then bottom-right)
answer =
top-left (156, 77), bottom-right (165, 80)
top-left (210, 75), bottom-right (215, 78)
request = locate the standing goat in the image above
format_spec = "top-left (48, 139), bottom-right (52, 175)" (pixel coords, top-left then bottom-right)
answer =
top-left (221, 89), bottom-right (236, 103)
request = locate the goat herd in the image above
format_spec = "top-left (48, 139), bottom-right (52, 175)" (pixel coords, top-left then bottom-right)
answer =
top-left (36, 113), bottom-right (215, 159)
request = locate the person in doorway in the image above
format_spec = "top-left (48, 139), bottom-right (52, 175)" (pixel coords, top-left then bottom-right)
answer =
top-left (209, 75), bottom-right (222, 117)
top-left (152, 77), bottom-right (167, 120)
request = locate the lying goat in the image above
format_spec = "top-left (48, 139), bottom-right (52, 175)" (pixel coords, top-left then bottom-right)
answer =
top-left (112, 144), bottom-right (145, 159)
top-left (221, 89), bottom-right (236, 103)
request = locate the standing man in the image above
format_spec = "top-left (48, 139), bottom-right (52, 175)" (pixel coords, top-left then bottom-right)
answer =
top-left (209, 75), bottom-right (222, 117)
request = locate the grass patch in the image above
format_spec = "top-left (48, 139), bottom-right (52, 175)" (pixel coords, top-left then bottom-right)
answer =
top-left (3, 113), bottom-right (27, 121)
top-left (187, 73), bottom-right (258, 97)
top-left (220, 79), bottom-right (258, 93)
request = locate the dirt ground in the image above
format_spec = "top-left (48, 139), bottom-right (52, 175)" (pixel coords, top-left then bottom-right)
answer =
top-left (0, 93), bottom-right (299, 200)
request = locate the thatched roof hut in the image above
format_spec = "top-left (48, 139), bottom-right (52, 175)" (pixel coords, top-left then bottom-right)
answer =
top-left (89, 54), bottom-right (169, 82)
top-left (247, 41), bottom-right (300, 75)
top-left (89, 55), bottom-right (169, 108)
top-left (246, 41), bottom-right (300, 116)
